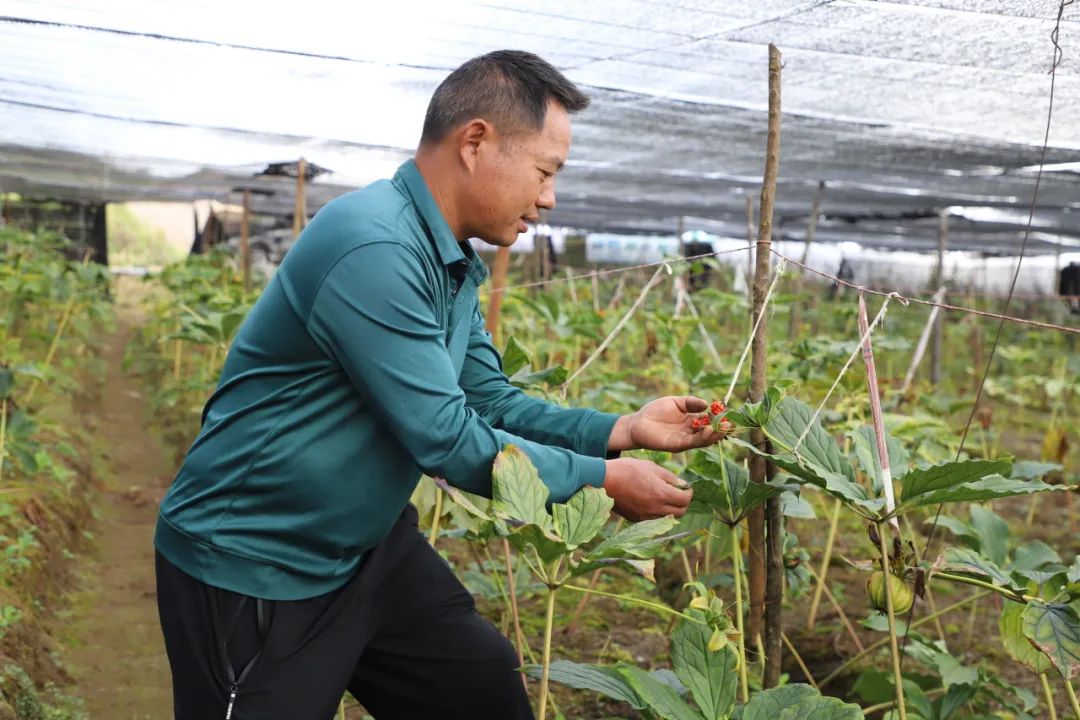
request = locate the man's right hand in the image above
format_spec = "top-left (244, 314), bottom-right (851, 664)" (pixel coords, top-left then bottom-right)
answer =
top-left (602, 458), bottom-right (693, 521)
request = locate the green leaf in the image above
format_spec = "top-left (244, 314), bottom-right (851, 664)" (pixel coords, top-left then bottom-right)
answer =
top-left (939, 684), bottom-right (978, 720)
top-left (679, 342), bottom-right (704, 382)
top-left (587, 517), bottom-right (678, 560)
top-left (616, 665), bottom-right (701, 720)
top-left (671, 620), bottom-right (738, 720)
top-left (510, 365), bottom-right (568, 388)
top-left (779, 491), bottom-right (816, 519)
top-left (899, 458), bottom-right (1012, 505)
top-left (938, 547), bottom-right (1021, 591)
top-left (686, 453), bottom-right (795, 525)
top-left (1011, 460), bottom-right (1063, 480)
top-left (523, 661), bottom-right (645, 709)
top-left (904, 474), bottom-right (1062, 509)
top-left (1012, 540), bottom-right (1061, 574)
top-left (727, 436), bottom-right (879, 516)
top-left (740, 684), bottom-right (863, 720)
top-left (552, 487), bottom-right (613, 549)
top-left (503, 523), bottom-right (569, 565)
top-left (968, 505), bottom-right (1009, 567)
top-left (1022, 600), bottom-right (1080, 679)
top-left (491, 446), bottom-right (551, 529)
top-left (850, 425), bottom-right (909, 493)
top-left (1001, 600), bottom-right (1053, 674)
top-left (501, 336), bottom-right (532, 377)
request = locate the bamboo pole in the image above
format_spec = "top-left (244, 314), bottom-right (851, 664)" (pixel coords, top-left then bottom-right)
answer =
top-left (898, 287), bottom-right (947, 402)
top-left (293, 157), bottom-right (307, 239)
top-left (240, 188), bottom-right (252, 292)
top-left (749, 45), bottom-right (783, 686)
top-left (930, 209), bottom-right (948, 385)
top-left (789, 181), bottom-right (826, 340)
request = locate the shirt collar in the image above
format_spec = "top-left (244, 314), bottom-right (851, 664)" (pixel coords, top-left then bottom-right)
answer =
top-left (394, 160), bottom-right (488, 286)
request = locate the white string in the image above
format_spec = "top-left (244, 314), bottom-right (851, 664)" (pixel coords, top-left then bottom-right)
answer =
top-left (792, 292), bottom-right (907, 454)
top-left (723, 259), bottom-right (787, 407)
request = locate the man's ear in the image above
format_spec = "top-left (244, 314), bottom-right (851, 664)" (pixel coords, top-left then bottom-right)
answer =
top-left (458, 118), bottom-right (492, 173)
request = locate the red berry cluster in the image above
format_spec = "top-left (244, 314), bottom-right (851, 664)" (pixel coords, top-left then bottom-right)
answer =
top-left (691, 400), bottom-right (731, 432)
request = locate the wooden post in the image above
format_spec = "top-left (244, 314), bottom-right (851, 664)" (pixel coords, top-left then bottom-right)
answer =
top-left (930, 209), bottom-right (948, 385)
top-left (293, 157), bottom-right (307, 239)
top-left (591, 266), bottom-right (600, 313)
top-left (675, 215), bottom-right (687, 316)
top-left (789, 181), bottom-right (826, 339)
top-left (745, 196), bottom-right (755, 300)
top-left (749, 45), bottom-right (783, 690)
top-left (241, 188), bottom-right (252, 291)
top-left (486, 247), bottom-right (512, 340)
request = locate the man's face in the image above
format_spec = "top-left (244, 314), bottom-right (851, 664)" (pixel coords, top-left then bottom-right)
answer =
top-left (463, 99), bottom-right (571, 247)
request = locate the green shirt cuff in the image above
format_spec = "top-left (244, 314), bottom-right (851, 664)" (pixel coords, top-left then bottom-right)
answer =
top-left (578, 411), bottom-right (621, 458)
top-left (577, 454), bottom-right (608, 491)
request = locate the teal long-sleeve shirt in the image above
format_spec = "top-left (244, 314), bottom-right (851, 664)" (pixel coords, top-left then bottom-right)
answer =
top-left (154, 160), bottom-right (619, 601)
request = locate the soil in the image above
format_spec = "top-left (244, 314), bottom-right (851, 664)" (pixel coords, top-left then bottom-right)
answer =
top-left (60, 290), bottom-right (173, 718)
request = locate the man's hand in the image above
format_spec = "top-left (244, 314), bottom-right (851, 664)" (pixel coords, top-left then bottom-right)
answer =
top-left (608, 396), bottom-right (729, 453)
top-left (602, 458), bottom-right (693, 521)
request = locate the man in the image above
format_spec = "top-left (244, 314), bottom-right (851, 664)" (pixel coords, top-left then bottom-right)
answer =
top-left (155, 50), bottom-right (726, 719)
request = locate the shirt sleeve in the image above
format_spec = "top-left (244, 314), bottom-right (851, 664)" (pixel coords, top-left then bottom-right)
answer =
top-left (459, 300), bottom-right (620, 458)
top-left (305, 242), bottom-right (607, 502)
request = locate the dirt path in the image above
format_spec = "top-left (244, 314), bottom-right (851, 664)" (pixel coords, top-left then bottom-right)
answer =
top-left (63, 294), bottom-right (174, 718)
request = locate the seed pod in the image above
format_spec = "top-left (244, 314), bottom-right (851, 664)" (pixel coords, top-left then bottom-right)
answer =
top-left (866, 571), bottom-right (914, 614)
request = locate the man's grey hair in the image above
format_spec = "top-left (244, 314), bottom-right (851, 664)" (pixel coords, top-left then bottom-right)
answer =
top-left (420, 50), bottom-right (589, 144)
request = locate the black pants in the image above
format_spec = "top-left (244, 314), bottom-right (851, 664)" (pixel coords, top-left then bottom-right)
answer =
top-left (156, 506), bottom-right (533, 719)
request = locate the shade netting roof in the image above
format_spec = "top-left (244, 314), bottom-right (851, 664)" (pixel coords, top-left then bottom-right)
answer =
top-left (1, 0), bottom-right (1079, 254)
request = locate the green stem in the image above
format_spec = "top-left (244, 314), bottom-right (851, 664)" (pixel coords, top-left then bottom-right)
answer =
top-left (0, 398), bottom-right (7, 486)
top-left (561, 584), bottom-right (705, 624)
top-left (877, 526), bottom-right (907, 720)
top-left (730, 522), bottom-right (749, 703)
top-left (1041, 673), bottom-right (1059, 720)
top-left (1064, 674), bottom-right (1080, 720)
top-left (538, 587), bottom-right (557, 720)
top-left (807, 498), bottom-right (841, 630)
top-left (932, 571), bottom-right (1038, 603)
top-left (820, 589), bottom-right (991, 688)
top-left (427, 486), bottom-right (444, 546)
top-left (861, 687), bottom-right (947, 716)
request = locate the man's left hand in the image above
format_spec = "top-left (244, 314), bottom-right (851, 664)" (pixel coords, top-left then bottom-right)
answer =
top-left (608, 396), bottom-right (729, 453)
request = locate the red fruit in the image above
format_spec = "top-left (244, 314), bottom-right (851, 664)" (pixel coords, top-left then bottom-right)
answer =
top-left (710, 401), bottom-right (724, 416)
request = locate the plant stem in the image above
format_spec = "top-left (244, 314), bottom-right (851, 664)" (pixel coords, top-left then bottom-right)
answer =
top-left (538, 587), bottom-right (558, 720)
top-left (680, 548), bottom-right (695, 584)
top-left (0, 398), bottom-right (7, 486)
top-left (427, 485), bottom-right (444, 546)
top-left (781, 632), bottom-right (818, 689)
top-left (731, 522), bottom-right (750, 703)
top-left (561, 584), bottom-right (704, 624)
top-left (25, 298), bottom-right (80, 405)
top-left (861, 687), bottom-right (947, 716)
top-left (803, 560), bottom-right (865, 652)
top-left (1041, 673), bottom-right (1059, 720)
top-left (820, 589), bottom-right (991, 688)
top-left (502, 538), bottom-right (527, 686)
top-left (932, 571), bottom-right (1037, 603)
top-left (807, 498), bottom-right (841, 630)
top-left (1064, 674), bottom-right (1080, 720)
top-left (877, 525), bottom-right (907, 720)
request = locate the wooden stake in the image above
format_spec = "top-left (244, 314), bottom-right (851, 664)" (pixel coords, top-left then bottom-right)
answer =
top-left (749, 45), bottom-right (783, 689)
top-left (293, 157), bottom-right (307, 239)
top-left (745, 196), bottom-right (755, 302)
top-left (898, 287), bottom-right (947, 402)
top-left (591, 267), bottom-right (600, 313)
top-left (240, 188), bottom-right (252, 292)
top-left (789, 181), bottom-right (826, 340)
top-left (930, 209), bottom-right (948, 385)
top-left (486, 247), bottom-right (512, 340)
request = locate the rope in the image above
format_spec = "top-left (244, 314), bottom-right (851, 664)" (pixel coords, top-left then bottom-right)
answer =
top-left (723, 259), bottom-right (787, 407)
top-left (792, 292), bottom-right (905, 453)
top-left (770, 249), bottom-right (1080, 336)
top-left (559, 264), bottom-right (670, 397)
top-left (496, 246), bottom-right (753, 293)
